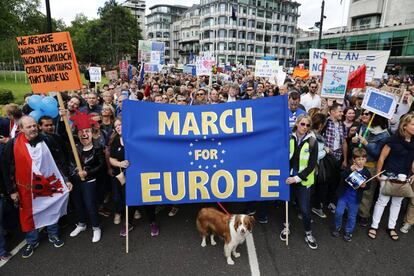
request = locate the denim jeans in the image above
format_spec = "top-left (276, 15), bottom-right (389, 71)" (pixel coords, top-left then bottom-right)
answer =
top-left (292, 183), bottom-right (312, 232)
top-left (72, 180), bottom-right (99, 228)
top-left (0, 196), bottom-right (6, 256)
top-left (335, 192), bottom-right (359, 234)
top-left (26, 223), bottom-right (59, 245)
top-left (112, 177), bottom-right (123, 214)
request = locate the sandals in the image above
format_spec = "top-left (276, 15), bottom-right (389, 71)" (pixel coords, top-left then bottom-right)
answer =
top-left (386, 229), bottom-right (399, 241)
top-left (368, 228), bottom-right (377, 239)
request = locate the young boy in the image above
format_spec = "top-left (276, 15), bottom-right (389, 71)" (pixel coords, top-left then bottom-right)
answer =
top-left (332, 148), bottom-right (371, 242)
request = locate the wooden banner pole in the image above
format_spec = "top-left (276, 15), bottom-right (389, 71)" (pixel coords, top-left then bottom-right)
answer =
top-left (56, 92), bottom-right (84, 180)
top-left (126, 205), bottom-right (129, 254)
top-left (285, 201), bottom-right (289, 246)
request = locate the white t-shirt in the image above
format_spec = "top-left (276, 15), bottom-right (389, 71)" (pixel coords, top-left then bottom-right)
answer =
top-left (300, 93), bottom-right (321, 112)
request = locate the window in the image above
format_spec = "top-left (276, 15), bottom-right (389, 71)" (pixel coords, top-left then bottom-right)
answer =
top-left (238, 31), bottom-right (246, 39)
top-left (218, 16), bottom-right (227, 25)
top-left (248, 7), bottom-right (256, 15)
top-left (228, 42), bottom-right (236, 50)
top-left (257, 9), bottom-right (264, 17)
top-left (247, 44), bottom-right (254, 52)
top-left (218, 42), bottom-right (227, 51)
top-left (239, 18), bottom-right (246, 27)
top-left (257, 21), bottom-right (264, 29)
top-left (256, 34), bottom-right (263, 41)
top-left (248, 20), bottom-right (255, 28)
top-left (219, 3), bottom-right (227, 12)
top-left (273, 24), bottom-right (280, 31)
top-left (238, 43), bottom-right (246, 51)
top-left (272, 35), bottom-right (279, 43)
top-left (256, 46), bottom-right (263, 53)
top-left (229, 29), bottom-right (237, 38)
top-left (218, 29), bottom-right (227, 38)
top-left (247, 32), bottom-right (255, 40)
top-left (265, 23), bottom-right (271, 31)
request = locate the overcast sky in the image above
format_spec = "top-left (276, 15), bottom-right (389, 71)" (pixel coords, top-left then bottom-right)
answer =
top-left (40, 0), bottom-right (349, 30)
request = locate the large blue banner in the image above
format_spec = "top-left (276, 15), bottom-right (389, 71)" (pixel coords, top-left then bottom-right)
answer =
top-left (123, 96), bottom-right (290, 206)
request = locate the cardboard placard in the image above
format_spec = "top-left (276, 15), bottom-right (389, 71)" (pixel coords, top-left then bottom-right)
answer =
top-left (361, 87), bottom-right (398, 119)
top-left (16, 32), bottom-right (82, 93)
top-left (321, 64), bottom-right (350, 99)
top-left (89, 66), bottom-right (101, 83)
top-left (105, 70), bottom-right (118, 80)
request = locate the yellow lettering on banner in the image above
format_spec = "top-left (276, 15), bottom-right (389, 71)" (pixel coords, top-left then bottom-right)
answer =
top-left (237, 170), bottom-right (257, 198)
top-left (141, 172), bottom-right (162, 202)
top-left (164, 172), bottom-right (186, 201)
top-left (159, 111), bottom-right (180, 135)
top-left (235, 107), bottom-right (253, 133)
top-left (219, 110), bottom-right (234, 134)
top-left (261, 170), bottom-right (280, 198)
top-left (211, 170), bottom-right (234, 199)
top-left (201, 112), bottom-right (219, 135)
top-left (189, 171), bottom-right (210, 200)
top-left (182, 112), bottom-right (201, 135)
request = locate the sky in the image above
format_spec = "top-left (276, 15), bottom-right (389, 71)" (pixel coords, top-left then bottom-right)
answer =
top-left (40, 0), bottom-right (350, 31)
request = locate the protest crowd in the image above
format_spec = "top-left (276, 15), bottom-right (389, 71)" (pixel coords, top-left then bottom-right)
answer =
top-left (0, 64), bottom-right (414, 260)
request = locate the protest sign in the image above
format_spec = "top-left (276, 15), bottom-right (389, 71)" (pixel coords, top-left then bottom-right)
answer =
top-left (123, 97), bottom-right (290, 206)
top-left (309, 49), bottom-right (390, 79)
top-left (183, 65), bottom-right (196, 76)
top-left (138, 40), bottom-right (165, 66)
top-left (321, 64), bottom-right (350, 99)
top-left (105, 70), bottom-right (118, 80)
top-left (89, 66), bottom-right (101, 83)
top-left (119, 60), bottom-right (128, 79)
top-left (362, 87), bottom-right (398, 119)
top-left (144, 63), bottom-right (162, 73)
top-left (16, 32), bottom-right (82, 93)
top-left (196, 55), bottom-right (215, 76)
top-left (254, 60), bottom-right (279, 78)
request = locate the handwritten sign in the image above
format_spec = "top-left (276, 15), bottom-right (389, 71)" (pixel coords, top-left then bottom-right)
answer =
top-left (196, 55), bottom-right (215, 76)
top-left (321, 64), bottom-right (350, 99)
top-left (254, 60), bottom-right (279, 78)
top-left (89, 66), bottom-right (101, 83)
top-left (16, 32), bottom-right (82, 93)
top-left (105, 70), bottom-right (118, 80)
top-left (309, 49), bottom-right (390, 79)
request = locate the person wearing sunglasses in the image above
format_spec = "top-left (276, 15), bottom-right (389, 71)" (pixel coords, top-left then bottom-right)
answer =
top-left (280, 114), bottom-right (319, 250)
top-left (300, 81), bottom-right (321, 112)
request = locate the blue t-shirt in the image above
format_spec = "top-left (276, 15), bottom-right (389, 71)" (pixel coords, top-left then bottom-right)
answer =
top-left (289, 108), bottom-right (306, 131)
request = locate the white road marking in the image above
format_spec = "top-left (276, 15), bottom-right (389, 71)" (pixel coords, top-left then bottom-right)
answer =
top-left (0, 239), bottom-right (26, 268)
top-left (246, 233), bottom-right (260, 276)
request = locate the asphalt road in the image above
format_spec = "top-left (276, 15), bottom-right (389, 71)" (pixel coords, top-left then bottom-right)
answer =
top-left (1, 201), bottom-right (414, 276)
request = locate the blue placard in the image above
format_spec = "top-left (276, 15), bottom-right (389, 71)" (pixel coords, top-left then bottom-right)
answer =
top-left (123, 97), bottom-right (290, 206)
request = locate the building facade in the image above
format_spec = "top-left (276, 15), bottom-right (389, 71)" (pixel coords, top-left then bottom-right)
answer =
top-left (146, 4), bottom-right (190, 63)
top-left (121, 0), bottom-right (146, 36)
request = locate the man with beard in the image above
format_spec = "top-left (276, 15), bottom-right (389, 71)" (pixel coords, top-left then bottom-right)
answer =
top-left (68, 112), bottom-right (105, 243)
top-left (2, 116), bottom-right (72, 258)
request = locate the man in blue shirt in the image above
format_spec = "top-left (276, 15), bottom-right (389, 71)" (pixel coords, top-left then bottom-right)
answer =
top-left (288, 91), bottom-right (306, 131)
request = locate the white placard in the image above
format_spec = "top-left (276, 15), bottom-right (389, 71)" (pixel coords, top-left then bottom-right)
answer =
top-left (361, 87), bottom-right (398, 119)
top-left (89, 67), bottom-right (101, 83)
top-left (309, 49), bottom-right (390, 79)
top-left (150, 51), bottom-right (161, 64)
top-left (321, 64), bottom-right (350, 99)
top-left (196, 55), bottom-right (215, 76)
top-left (254, 60), bottom-right (280, 78)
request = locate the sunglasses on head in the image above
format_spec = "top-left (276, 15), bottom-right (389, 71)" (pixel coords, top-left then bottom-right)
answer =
top-left (300, 122), bottom-right (310, 127)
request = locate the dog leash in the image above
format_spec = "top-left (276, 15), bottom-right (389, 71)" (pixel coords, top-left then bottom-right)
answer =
top-left (217, 202), bottom-right (231, 215)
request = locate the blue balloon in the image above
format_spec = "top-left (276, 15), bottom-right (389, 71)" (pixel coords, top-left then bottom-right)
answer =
top-left (28, 95), bottom-right (42, 110)
top-left (29, 110), bottom-right (43, 122)
top-left (44, 105), bottom-right (59, 118)
top-left (40, 96), bottom-right (58, 115)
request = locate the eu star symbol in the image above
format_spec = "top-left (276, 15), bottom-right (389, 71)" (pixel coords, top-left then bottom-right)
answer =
top-left (188, 151), bottom-right (192, 156)
top-left (218, 142), bottom-right (222, 146)
top-left (190, 143), bottom-right (193, 147)
top-left (220, 159), bottom-right (224, 164)
top-left (221, 150), bottom-right (226, 154)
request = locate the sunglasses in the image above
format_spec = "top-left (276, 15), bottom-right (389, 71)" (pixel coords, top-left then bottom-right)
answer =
top-left (362, 112), bottom-right (370, 116)
top-left (310, 86), bottom-right (317, 89)
top-left (196, 93), bottom-right (205, 96)
top-left (300, 122), bottom-right (311, 127)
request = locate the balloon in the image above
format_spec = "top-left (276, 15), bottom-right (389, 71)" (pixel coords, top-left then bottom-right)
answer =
top-left (28, 95), bottom-right (42, 110)
top-left (29, 110), bottom-right (43, 122)
top-left (43, 105), bottom-right (59, 118)
top-left (40, 96), bottom-right (58, 115)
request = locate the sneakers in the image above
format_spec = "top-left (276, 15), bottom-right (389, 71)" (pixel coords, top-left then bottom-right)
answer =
top-left (400, 223), bottom-right (412, 234)
top-left (48, 236), bottom-right (64, 248)
top-left (343, 232), bottom-right (352, 242)
top-left (92, 228), bottom-right (101, 243)
top-left (359, 217), bottom-right (370, 227)
top-left (21, 242), bottom-right (39, 258)
top-left (150, 223), bottom-right (159, 237)
top-left (0, 252), bottom-right (12, 261)
top-left (280, 225), bottom-right (290, 241)
top-left (305, 233), bottom-right (318, 249)
top-left (246, 210), bottom-right (256, 216)
top-left (114, 214), bottom-right (121, 225)
top-left (70, 224), bottom-right (87, 237)
top-left (120, 224), bottom-right (134, 237)
top-left (134, 210), bottom-right (142, 220)
top-left (331, 228), bottom-right (341, 238)
top-left (327, 203), bottom-right (336, 214)
top-left (168, 207), bottom-right (179, 217)
top-left (98, 207), bottom-right (111, 218)
top-left (311, 208), bottom-right (327, 218)
top-left (298, 213), bottom-right (314, 223)
top-left (258, 216), bottom-right (268, 224)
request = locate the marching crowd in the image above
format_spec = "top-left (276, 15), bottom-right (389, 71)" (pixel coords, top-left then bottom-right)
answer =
top-left (0, 67), bottom-right (413, 260)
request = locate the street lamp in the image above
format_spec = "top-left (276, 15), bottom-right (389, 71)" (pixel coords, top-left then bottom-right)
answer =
top-left (316, 0), bottom-right (326, 49)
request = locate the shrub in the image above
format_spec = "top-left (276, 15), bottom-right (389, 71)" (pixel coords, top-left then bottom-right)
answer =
top-left (0, 89), bottom-right (15, 105)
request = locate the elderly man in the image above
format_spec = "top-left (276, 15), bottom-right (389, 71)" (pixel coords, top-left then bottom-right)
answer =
top-left (2, 116), bottom-right (72, 258)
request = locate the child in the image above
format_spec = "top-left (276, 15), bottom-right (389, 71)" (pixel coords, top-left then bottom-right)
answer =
top-left (332, 148), bottom-right (371, 242)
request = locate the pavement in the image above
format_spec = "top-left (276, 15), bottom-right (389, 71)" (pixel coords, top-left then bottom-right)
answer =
top-left (1, 201), bottom-right (414, 276)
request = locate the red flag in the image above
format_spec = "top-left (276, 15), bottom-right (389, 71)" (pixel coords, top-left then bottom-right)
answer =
top-left (320, 58), bottom-right (327, 83)
top-left (347, 65), bottom-right (366, 89)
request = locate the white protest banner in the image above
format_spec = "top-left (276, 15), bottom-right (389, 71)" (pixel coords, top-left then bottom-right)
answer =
top-left (150, 51), bottom-right (161, 64)
top-left (254, 60), bottom-right (279, 78)
top-left (277, 70), bottom-right (287, 86)
top-left (321, 64), bottom-right (350, 99)
top-left (361, 87), bottom-right (398, 119)
top-left (309, 49), bottom-right (390, 79)
top-left (196, 55), bottom-right (215, 76)
top-left (144, 63), bottom-right (162, 73)
top-left (89, 67), bottom-right (101, 83)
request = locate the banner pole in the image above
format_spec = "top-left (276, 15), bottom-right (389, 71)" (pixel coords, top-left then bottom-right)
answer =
top-left (56, 92), bottom-right (85, 181)
top-left (359, 113), bottom-right (375, 148)
top-left (126, 205), bottom-right (129, 254)
top-left (285, 201), bottom-right (289, 246)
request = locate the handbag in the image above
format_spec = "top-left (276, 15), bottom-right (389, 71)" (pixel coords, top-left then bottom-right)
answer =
top-left (115, 169), bottom-right (126, 186)
top-left (381, 177), bottom-right (414, 198)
